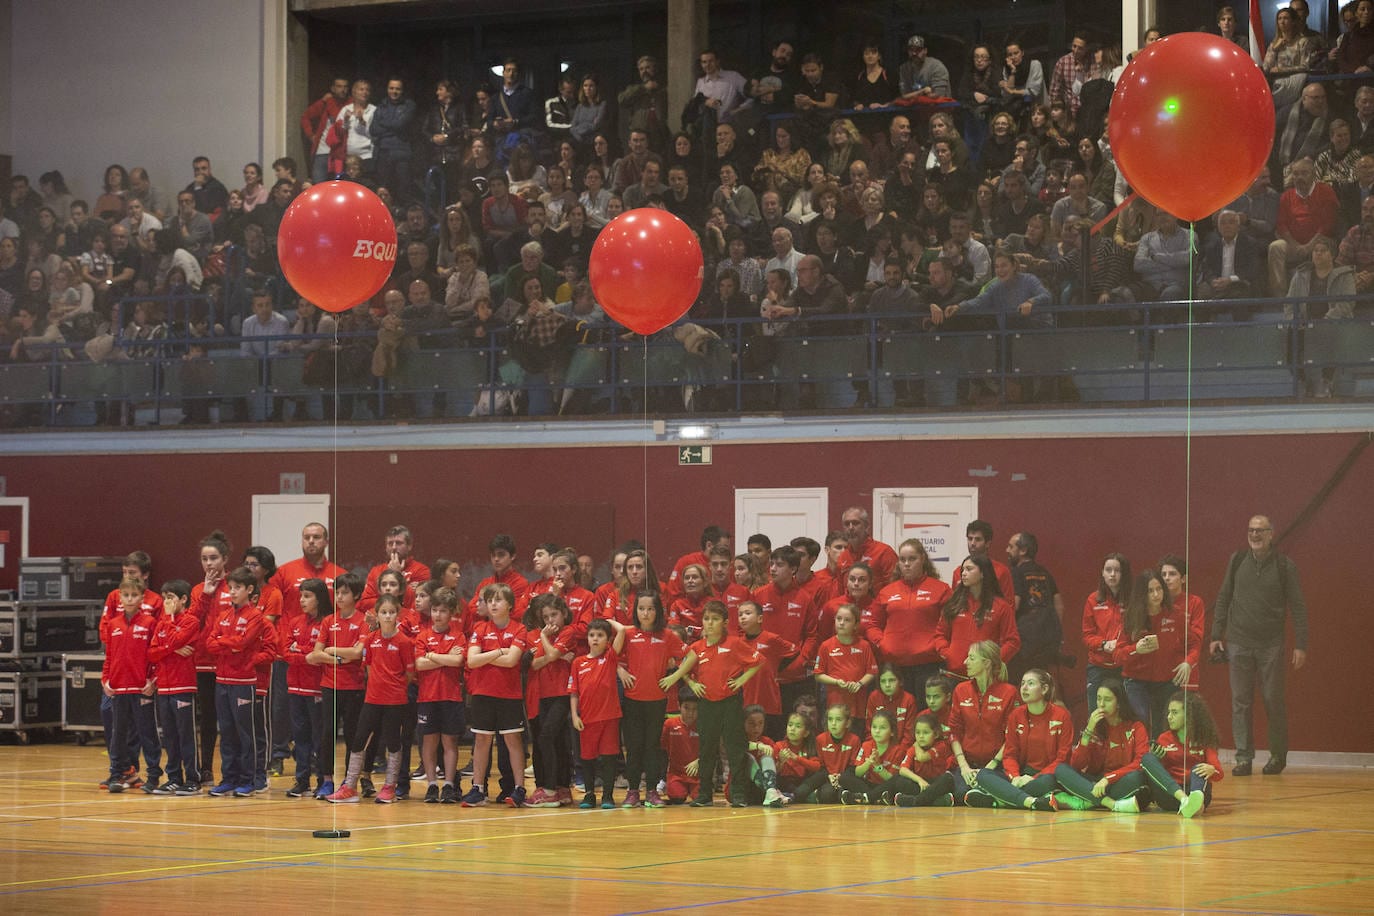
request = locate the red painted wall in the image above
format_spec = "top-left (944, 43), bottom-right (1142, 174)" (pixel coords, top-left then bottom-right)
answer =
top-left (3, 430), bottom-right (1366, 753)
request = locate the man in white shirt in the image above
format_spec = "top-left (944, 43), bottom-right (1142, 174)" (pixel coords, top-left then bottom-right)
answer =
top-left (949, 213), bottom-right (991, 286)
top-left (122, 197), bottom-right (162, 242)
top-left (764, 226), bottom-right (802, 287)
top-left (695, 49), bottom-right (748, 123)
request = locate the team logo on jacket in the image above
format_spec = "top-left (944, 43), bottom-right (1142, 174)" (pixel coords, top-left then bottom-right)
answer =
top-left (238, 697), bottom-right (252, 707)
top-left (176, 700), bottom-right (191, 709)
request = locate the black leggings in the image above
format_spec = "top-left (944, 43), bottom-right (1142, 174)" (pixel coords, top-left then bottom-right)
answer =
top-left (792, 768), bottom-right (842, 804)
top-left (622, 697), bottom-right (667, 791)
top-left (196, 670), bottom-right (218, 778)
top-left (353, 702), bottom-right (406, 755)
top-left (536, 695), bottom-right (574, 790)
top-left (320, 687), bottom-right (364, 778)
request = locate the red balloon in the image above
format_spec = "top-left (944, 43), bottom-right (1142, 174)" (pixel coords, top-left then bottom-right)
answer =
top-left (589, 210), bottom-right (704, 335)
top-left (276, 181), bottom-right (398, 312)
top-left (1108, 33), bottom-right (1274, 223)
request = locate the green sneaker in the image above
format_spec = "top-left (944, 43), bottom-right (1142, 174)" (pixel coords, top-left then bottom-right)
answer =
top-left (1053, 791), bottom-right (1095, 811)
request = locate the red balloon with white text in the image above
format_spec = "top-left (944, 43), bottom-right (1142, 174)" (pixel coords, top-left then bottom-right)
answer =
top-left (276, 181), bottom-right (398, 313)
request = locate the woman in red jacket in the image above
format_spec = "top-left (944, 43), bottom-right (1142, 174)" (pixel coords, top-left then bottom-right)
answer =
top-left (1082, 552), bottom-right (1130, 704)
top-left (937, 555), bottom-right (1020, 677)
top-left (820, 562), bottom-right (876, 647)
top-left (949, 640), bottom-right (1020, 804)
top-left (1141, 691), bottom-right (1223, 818)
top-left (668, 563), bottom-right (711, 640)
top-left (864, 540), bottom-right (951, 695)
top-left (1053, 677), bottom-right (1150, 812)
top-left (1114, 569), bottom-right (1186, 737)
top-left (971, 668), bottom-right (1069, 810)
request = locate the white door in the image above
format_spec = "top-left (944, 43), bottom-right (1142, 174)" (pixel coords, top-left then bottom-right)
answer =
top-left (873, 487), bottom-right (979, 584)
top-left (734, 488), bottom-right (829, 571)
top-left (251, 494), bottom-right (331, 568)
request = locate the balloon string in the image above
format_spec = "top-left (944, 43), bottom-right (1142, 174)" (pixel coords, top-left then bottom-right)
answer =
top-left (642, 336), bottom-right (649, 559)
top-left (1184, 220), bottom-right (1194, 713)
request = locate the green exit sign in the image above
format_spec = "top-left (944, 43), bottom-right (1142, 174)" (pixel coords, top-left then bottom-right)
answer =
top-left (678, 445), bottom-right (713, 465)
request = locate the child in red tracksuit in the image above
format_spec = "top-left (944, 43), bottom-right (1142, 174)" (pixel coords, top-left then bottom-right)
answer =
top-left (866, 664), bottom-right (918, 746)
top-left (250, 611), bottom-right (280, 794)
top-left (793, 704), bottom-right (860, 804)
top-left (570, 618), bottom-right (627, 809)
top-left (102, 577), bottom-right (161, 793)
top-left (773, 711), bottom-right (820, 801)
top-left (283, 578), bottom-right (328, 798)
top-left (892, 712), bottom-right (957, 806)
top-left (661, 693), bottom-right (701, 804)
top-left (837, 710), bottom-right (911, 805)
top-left (205, 567), bottom-right (267, 798)
top-left (147, 579), bottom-right (201, 794)
top-left (918, 675), bottom-right (954, 741)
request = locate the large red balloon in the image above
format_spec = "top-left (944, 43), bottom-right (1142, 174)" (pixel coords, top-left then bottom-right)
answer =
top-left (1108, 33), bottom-right (1274, 223)
top-left (276, 181), bottom-right (398, 313)
top-left (589, 210), bottom-right (704, 335)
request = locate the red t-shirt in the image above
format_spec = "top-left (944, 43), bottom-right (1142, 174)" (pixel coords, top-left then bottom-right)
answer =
top-left (317, 611), bottom-right (368, 691)
top-left (901, 739), bottom-right (954, 783)
top-left (750, 580), bottom-right (819, 682)
top-left (854, 738), bottom-right (909, 785)
top-left (415, 625), bottom-right (465, 703)
top-left (739, 628), bottom-right (798, 714)
top-left (709, 582), bottom-right (753, 634)
top-left (817, 593), bottom-right (874, 647)
top-left (817, 731), bottom-right (861, 774)
top-left (464, 569), bottom-right (531, 631)
top-left (866, 688), bottom-right (919, 744)
top-left (467, 617), bottom-right (528, 700)
top-left (621, 626), bottom-right (687, 702)
top-left (363, 630), bottom-right (415, 705)
top-left (815, 635), bottom-right (878, 719)
top-left (689, 636), bottom-right (761, 701)
top-left (569, 648), bottom-right (622, 724)
top-left (269, 556), bottom-right (345, 625)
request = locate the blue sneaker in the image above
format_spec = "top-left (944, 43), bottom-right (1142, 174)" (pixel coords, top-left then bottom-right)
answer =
top-left (315, 780), bottom-right (334, 800)
top-left (459, 787), bottom-right (487, 808)
top-left (233, 784), bottom-right (255, 798)
top-left (209, 782), bottom-right (235, 797)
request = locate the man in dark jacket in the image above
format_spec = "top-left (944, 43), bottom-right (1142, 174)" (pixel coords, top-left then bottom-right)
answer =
top-left (371, 78), bottom-right (418, 204)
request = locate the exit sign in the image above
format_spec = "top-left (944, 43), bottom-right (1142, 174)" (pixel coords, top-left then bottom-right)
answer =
top-left (678, 445), bottom-right (712, 466)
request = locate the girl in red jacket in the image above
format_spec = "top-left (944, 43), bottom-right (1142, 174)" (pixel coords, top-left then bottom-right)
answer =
top-left (937, 555), bottom-right (1020, 677)
top-left (774, 711), bottom-right (821, 800)
top-left (147, 578), bottom-right (202, 794)
top-left (865, 664), bottom-right (918, 745)
top-left (838, 710), bottom-right (913, 804)
top-left (1114, 569), bottom-right (1187, 737)
top-left (1082, 552), bottom-right (1130, 707)
top-left (865, 540), bottom-right (951, 695)
top-left (972, 668), bottom-right (1070, 811)
top-left (1053, 677), bottom-right (1150, 812)
top-left (892, 712), bottom-right (957, 806)
top-left (821, 563), bottom-right (875, 647)
top-left (1141, 691), bottom-right (1223, 818)
top-left (283, 578), bottom-right (328, 798)
top-left (949, 640), bottom-right (1020, 804)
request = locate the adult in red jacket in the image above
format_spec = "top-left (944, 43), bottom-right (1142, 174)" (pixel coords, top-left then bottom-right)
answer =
top-left (1053, 678), bottom-right (1150, 811)
top-left (948, 640), bottom-right (1020, 804)
top-left (836, 506), bottom-right (898, 588)
top-left (820, 562), bottom-right (876, 647)
top-left (1159, 554), bottom-right (1206, 691)
top-left (1082, 552), bottom-right (1130, 706)
top-left (936, 555), bottom-right (1020, 677)
top-left (270, 523), bottom-right (346, 625)
top-left (706, 546), bottom-right (752, 634)
top-left (358, 525), bottom-right (431, 613)
top-left (863, 539), bottom-right (952, 695)
top-left (972, 667), bottom-right (1070, 810)
top-left (301, 76), bottom-right (350, 182)
top-left (1114, 567), bottom-right (1196, 737)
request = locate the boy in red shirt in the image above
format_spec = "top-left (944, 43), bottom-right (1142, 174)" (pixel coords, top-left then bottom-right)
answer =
top-left (146, 579), bottom-right (201, 794)
top-left (660, 600), bottom-right (763, 807)
top-left (326, 594), bottom-right (416, 803)
top-left (736, 600), bottom-right (798, 739)
top-left (464, 535), bottom-right (530, 633)
top-left (463, 582), bottom-right (528, 807)
top-left (750, 546), bottom-right (820, 717)
top-left (282, 578), bottom-right (328, 798)
top-left (205, 567), bottom-right (266, 798)
top-left (415, 586), bottom-right (467, 804)
top-left (307, 571), bottom-right (368, 800)
top-left (661, 693), bottom-right (701, 804)
top-left (570, 618), bottom-right (627, 809)
top-left (103, 577), bottom-right (161, 793)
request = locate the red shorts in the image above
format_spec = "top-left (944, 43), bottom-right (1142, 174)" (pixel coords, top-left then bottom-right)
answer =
top-left (579, 717), bottom-right (621, 758)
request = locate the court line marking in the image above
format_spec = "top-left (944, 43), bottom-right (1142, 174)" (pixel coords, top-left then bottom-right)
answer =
top-left (284, 861), bottom-right (785, 892)
top-left (614, 828), bottom-right (1317, 915)
top-left (0, 864), bottom-right (301, 897)
top-left (0, 806), bottom-right (822, 890)
top-left (1198, 873), bottom-right (1374, 905)
top-left (773, 890), bottom-right (1321, 916)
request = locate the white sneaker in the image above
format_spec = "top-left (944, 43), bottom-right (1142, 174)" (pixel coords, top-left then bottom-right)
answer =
top-left (763, 787), bottom-right (788, 807)
top-left (1112, 796), bottom-right (1139, 814)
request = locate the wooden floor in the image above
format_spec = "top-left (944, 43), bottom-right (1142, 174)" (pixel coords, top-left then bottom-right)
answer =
top-left (0, 744), bottom-right (1371, 915)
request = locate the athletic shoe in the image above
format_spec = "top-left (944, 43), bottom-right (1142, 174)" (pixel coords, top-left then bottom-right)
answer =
top-left (504, 786), bottom-right (526, 808)
top-left (395, 785), bottom-right (409, 801)
top-left (175, 783), bottom-right (202, 797)
top-left (600, 799), bottom-right (616, 809)
top-left (875, 790), bottom-right (894, 806)
top-left (1262, 758), bottom-right (1286, 776)
top-left (644, 790), bottom-right (666, 808)
top-left (253, 783), bottom-right (270, 795)
top-left (150, 781), bottom-right (177, 796)
top-left (579, 794), bottom-right (596, 809)
top-left (459, 787), bottom-right (487, 808)
top-left (1179, 790), bottom-right (1205, 819)
top-left (439, 784), bottom-right (458, 805)
top-left (124, 774), bottom-right (144, 790)
top-left (315, 781), bottom-right (334, 800)
top-left (267, 759), bottom-right (285, 777)
top-left (621, 790), bottom-right (642, 808)
top-left (840, 790), bottom-right (868, 806)
top-left (494, 789), bottom-right (512, 805)
top-left (729, 798), bottom-right (748, 808)
top-left (934, 793), bottom-right (955, 807)
top-left (233, 785), bottom-right (254, 798)
top-left (763, 787), bottom-right (788, 808)
top-left (107, 779), bottom-right (126, 794)
top-left (375, 784), bottom-right (397, 804)
top-left (1033, 794), bottom-right (1059, 812)
top-left (359, 777), bottom-right (376, 798)
top-left (1112, 795), bottom-right (1140, 814)
top-left (286, 782), bottom-right (312, 798)
top-left (1053, 792), bottom-right (1095, 811)
top-left (326, 785), bottom-right (360, 804)
top-left (411, 766), bottom-right (426, 779)
top-left (208, 782), bottom-right (235, 797)
top-left (459, 764), bottom-right (474, 778)
top-left (894, 792), bottom-right (919, 807)
top-left (688, 796), bottom-right (713, 807)
top-left (424, 784), bottom-right (440, 804)
top-left (556, 787), bottom-right (574, 806)
top-left (656, 779), bottom-right (667, 795)
top-left (528, 788), bottom-right (557, 808)
top-left (1232, 760), bottom-right (1253, 777)
top-left (524, 764), bottom-right (535, 778)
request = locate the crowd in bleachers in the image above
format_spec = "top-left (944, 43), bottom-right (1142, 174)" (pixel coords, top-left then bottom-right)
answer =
top-left (3, 3), bottom-right (1374, 423)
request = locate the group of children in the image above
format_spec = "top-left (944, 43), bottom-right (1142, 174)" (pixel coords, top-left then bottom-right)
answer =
top-left (96, 529), bottom-right (1224, 817)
